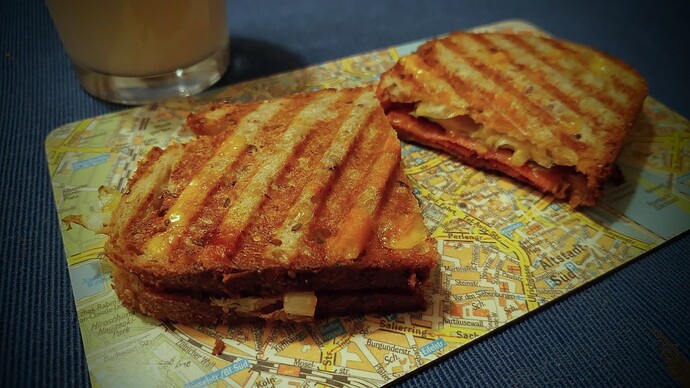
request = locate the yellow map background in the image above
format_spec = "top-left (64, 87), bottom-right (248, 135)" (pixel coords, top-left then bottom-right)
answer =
top-left (45, 20), bottom-right (690, 387)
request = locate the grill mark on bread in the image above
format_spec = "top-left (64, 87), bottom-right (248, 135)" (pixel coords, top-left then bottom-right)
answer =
top-left (213, 91), bottom-right (342, 253)
top-left (185, 98), bottom-right (313, 263)
top-left (142, 102), bottom-right (286, 261)
top-left (312, 104), bottom-right (399, 250)
top-left (326, 129), bottom-right (400, 260)
top-left (187, 100), bottom-right (272, 137)
top-left (230, 90), bottom-right (361, 266)
top-left (396, 53), bottom-right (469, 110)
top-left (555, 39), bottom-right (643, 89)
top-left (478, 34), bottom-right (616, 134)
top-left (441, 35), bottom-right (563, 138)
top-left (117, 147), bottom-right (185, 252)
top-left (265, 90), bottom-right (381, 263)
top-left (503, 34), bottom-right (628, 116)
top-left (106, 87), bottom-right (439, 302)
top-left (542, 38), bottom-right (641, 105)
top-left (413, 45), bottom-right (523, 135)
top-left (376, 31), bottom-right (647, 207)
top-left (145, 138), bottom-right (237, 256)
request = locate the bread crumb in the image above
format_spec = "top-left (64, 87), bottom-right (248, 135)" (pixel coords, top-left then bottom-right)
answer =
top-left (212, 338), bottom-right (226, 356)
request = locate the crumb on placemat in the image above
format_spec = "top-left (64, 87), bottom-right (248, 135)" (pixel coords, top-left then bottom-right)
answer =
top-left (212, 338), bottom-right (226, 356)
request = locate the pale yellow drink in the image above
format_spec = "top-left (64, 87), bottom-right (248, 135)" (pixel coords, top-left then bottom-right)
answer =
top-left (46, 0), bottom-right (229, 103)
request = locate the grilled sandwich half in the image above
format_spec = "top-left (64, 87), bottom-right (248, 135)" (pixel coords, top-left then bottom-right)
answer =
top-left (104, 87), bottom-right (438, 325)
top-left (377, 31), bottom-right (647, 207)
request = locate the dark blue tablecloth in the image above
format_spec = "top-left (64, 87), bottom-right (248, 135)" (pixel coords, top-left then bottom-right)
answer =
top-left (2, 1), bottom-right (689, 386)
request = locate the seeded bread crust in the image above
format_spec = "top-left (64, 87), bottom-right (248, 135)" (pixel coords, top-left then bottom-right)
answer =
top-left (104, 88), bottom-right (438, 309)
top-left (112, 266), bottom-right (428, 325)
top-left (377, 32), bottom-right (647, 207)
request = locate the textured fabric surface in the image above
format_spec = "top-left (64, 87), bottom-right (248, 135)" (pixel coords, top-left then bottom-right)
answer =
top-left (1, 1), bottom-right (689, 387)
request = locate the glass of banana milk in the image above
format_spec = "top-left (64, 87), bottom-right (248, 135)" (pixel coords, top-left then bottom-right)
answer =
top-left (46, 0), bottom-right (229, 104)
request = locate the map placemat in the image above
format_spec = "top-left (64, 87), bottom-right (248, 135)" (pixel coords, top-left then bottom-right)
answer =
top-left (46, 20), bottom-right (690, 387)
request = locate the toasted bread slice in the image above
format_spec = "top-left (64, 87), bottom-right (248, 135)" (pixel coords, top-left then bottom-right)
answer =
top-left (377, 32), bottom-right (647, 207)
top-left (112, 266), bottom-right (427, 325)
top-left (104, 87), bottom-right (438, 322)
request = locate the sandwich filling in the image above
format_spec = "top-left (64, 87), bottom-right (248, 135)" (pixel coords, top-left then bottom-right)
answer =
top-left (113, 265), bottom-right (317, 321)
top-left (387, 105), bottom-right (591, 203)
top-left (411, 102), bottom-right (558, 168)
top-left (102, 87), bottom-right (439, 325)
top-left (376, 31), bottom-right (648, 207)
top-left (112, 265), bottom-right (428, 324)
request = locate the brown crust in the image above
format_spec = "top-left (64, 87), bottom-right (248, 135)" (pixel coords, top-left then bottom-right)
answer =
top-left (112, 266), bottom-right (428, 325)
top-left (376, 31), bottom-right (647, 206)
top-left (105, 87), bottom-right (438, 298)
top-left (387, 109), bottom-right (596, 207)
top-left (211, 339), bottom-right (225, 356)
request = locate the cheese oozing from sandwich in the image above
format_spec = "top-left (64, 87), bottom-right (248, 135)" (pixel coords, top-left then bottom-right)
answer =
top-left (376, 31), bottom-right (648, 207)
top-left (412, 102), bottom-right (557, 168)
top-left (102, 87), bottom-right (439, 325)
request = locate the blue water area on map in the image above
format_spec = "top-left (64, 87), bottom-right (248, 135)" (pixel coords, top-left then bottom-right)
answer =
top-left (500, 222), bottom-right (524, 239)
top-left (70, 260), bottom-right (108, 301)
top-left (597, 168), bottom-right (690, 240)
top-left (73, 154), bottom-right (110, 171)
top-left (319, 320), bottom-right (346, 341)
top-left (420, 338), bottom-right (447, 357)
top-left (185, 359), bottom-right (250, 388)
top-left (583, 206), bottom-right (662, 244)
top-left (677, 172), bottom-right (690, 195)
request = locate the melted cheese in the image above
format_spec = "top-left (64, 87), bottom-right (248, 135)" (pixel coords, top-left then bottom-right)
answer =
top-left (210, 291), bottom-right (317, 318)
top-left (588, 54), bottom-right (613, 77)
top-left (412, 101), bottom-right (467, 120)
top-left (144, 135), bottom-right (247, 260)
top-left (328, 207), bottom-right (372, 260)
top-left (210, 295), bottom-right (281, 314)
top-left (383, 211), bottom-right (428, 250)
top-left (144, 233), bottom-right (176, 259)
top-left (415, 107), bottom-right (558, 168)
top-left (283, 292), bottom-right (317, 317)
